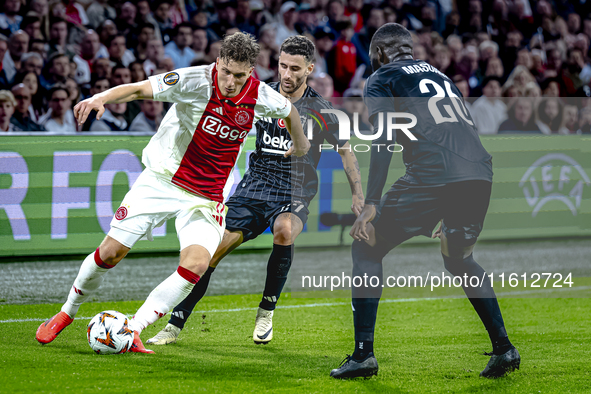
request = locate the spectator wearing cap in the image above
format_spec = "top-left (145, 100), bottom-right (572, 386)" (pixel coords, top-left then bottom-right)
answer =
top-left (129, 99), bottom-right (163, 132)
top-left (89, 102), bottom-right (128, 132)
top-left (276, 1), bottom-right (299, 48)
top-left (327, 20), bottom-right (357, 94)
top-left (165, 22), bottom-right (196, 69)
top-left (86, 0), bottom-right (117, 30)
top-left (0, 90), bottom-right (18, 132)
top-left (295, 3), bottom-right (317, 36)
top-left (3, 30), bottom-right (29, 84)
top-left (0, 0), bottom-right (23, 36)
top-left (39, 85), bottom-right (77, 133)
top-left (10, 83), bottom-right (45, 131)
top-left (313, 26), bottom-right (335, 77)
top-left (352, 8), bottom-right (385, 76)
top-left (471, 76), bottom-right (507, 135)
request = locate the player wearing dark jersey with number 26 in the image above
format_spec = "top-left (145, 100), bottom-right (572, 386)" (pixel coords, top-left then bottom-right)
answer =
top-left (330, 24), bottom-right (520, 379)
top-left (148, 36), bottom-right (364, 346)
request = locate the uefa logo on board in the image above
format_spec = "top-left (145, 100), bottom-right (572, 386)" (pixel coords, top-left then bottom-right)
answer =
top-left (519, 153), bottom-right (591, 217)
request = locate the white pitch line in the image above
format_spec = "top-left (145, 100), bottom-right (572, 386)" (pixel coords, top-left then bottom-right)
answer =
top-left (1, 286), bottom-right (589, 324)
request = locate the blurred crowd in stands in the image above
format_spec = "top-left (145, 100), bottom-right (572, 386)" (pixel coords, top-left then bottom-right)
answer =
top-left (0, 0), bottom-right (590, 134)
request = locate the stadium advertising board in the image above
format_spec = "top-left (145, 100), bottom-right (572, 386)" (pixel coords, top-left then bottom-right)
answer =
top-left (1, 135), bottom-right (590, 257)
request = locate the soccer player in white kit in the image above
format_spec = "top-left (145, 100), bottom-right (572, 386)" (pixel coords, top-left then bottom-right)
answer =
top-left (35, 32), bottom-right (310, 353)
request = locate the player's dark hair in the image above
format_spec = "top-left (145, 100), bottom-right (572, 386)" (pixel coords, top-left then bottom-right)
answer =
top-left (280, 36), bottom-right (316, 65)
top-left (220, 32), bottom-right (260, 68)
top-left (372, 23), bottom-right (413, 48)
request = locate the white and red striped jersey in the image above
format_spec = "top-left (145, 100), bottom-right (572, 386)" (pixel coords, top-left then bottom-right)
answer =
top-left (144, 63), bottom-right (291, 203)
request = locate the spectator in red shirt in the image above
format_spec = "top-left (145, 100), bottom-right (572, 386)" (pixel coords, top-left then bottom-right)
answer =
top-left (328, 20), bottom-right (357, 94)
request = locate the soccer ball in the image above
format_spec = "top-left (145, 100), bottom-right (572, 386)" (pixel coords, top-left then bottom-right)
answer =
top-left (87, 311), bottom-right (134, 354)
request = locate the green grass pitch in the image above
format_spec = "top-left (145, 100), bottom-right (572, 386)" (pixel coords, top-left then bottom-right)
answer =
top-left (1, 294), bottom-right (589, 393)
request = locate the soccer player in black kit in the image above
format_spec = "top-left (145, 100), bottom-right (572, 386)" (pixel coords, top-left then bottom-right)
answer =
top-left (148, 36), bottom-right (364, 345)
top-left (330, 23), bottom-right (520, 379)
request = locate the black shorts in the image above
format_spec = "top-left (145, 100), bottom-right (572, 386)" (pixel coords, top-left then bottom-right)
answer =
top-left (372, 179), bottom-right (492, 247)
top-left (225, 196), bottom-right (310, 242)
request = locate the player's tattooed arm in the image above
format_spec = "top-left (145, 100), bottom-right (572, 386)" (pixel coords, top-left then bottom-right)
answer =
top-left (283, 106), bottom-right (311, 157)
top-left (338, 142), bottom-right (364, 216)
top-left (73, 80), bottom-right (154, 126)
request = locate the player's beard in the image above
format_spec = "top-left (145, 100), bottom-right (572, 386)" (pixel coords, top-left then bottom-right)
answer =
top-left (281, 74), bottom-right (306, 95)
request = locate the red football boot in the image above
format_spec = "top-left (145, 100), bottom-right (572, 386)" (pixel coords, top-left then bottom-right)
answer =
top-left (129, 331), bottom-right (155, 354)
top-left (36, 311), bottom-right (74, 344)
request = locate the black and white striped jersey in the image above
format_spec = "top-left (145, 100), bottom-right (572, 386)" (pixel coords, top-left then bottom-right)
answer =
top-left (232, 82), bottom-right (345, 202)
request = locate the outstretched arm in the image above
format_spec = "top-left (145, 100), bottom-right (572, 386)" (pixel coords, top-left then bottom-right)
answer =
top-left (338, 142), bottom-right (364, 216)
top-left (74, 80), bottom-right (153, 126)
top-left (283, 105), bottom-right (311, 157)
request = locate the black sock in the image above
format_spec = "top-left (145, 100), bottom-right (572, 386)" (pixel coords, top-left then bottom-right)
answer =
top-left (259, 244), bottom-right (293, 311)
top-left (351, 240), bottom-right (391, 357)
top-left (442, 254), bottom-right (513, 355)
top-left (352, 340), bottom-right (374, 361)
top-left (169, 266), bottom-right (216, 329)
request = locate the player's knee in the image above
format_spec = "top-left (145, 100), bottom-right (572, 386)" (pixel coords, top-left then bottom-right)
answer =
top-left (273, 224), bottom-right (293, 245)
top-left (98, 237), bottom-right (129, 265)
top-left (442, 253), bottom-right (481, 277)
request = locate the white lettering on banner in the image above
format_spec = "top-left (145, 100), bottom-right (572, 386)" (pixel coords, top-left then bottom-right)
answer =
top-left (0, 152), bottom-right (30, 240)
top-left (519, 153), bottom-right (591, 217)
top-left (96, 150), bottom-right (144, 235)
top-left (51, 151), bottom-right (92, 239)
top-left (322, 108), bottom-right (418, 142)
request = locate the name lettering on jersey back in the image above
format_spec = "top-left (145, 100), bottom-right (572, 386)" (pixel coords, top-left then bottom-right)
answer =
top-left (402, 62), bottom-right (449, 80)
top-left (202, 115), bottom-right (249, 141)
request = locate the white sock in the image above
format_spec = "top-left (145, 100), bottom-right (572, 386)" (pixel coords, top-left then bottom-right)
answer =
top-left (61, 249), bottom-right (113, 318)
top-left (130, 267), bottom-right (199, 333)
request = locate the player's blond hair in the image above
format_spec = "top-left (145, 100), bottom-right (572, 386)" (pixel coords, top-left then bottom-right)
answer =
top-left (220, 32), bottom-right (260, 68)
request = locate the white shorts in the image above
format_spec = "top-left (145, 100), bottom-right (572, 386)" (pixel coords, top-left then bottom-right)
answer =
top-left (108, 169), bottom-right (227, 258)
